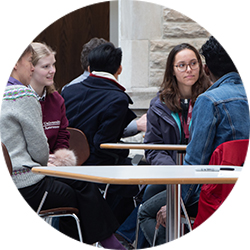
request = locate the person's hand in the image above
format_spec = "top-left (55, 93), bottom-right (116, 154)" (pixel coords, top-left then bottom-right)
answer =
top-left (156, 205), bottom-right (167, 228)
top-left (136, 113), bottom-right (147, 132)
top-left (48, 154), bottom-right (56, 166)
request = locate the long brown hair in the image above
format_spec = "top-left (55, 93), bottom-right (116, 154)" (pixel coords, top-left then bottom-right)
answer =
top-left (159, 43), bottom-right (211, 113)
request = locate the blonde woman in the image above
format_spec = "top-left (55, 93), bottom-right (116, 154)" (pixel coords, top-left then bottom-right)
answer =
top-left (27, 42), bottom-right (124, 249)
top-left (30, 42), bottom-right (76, 166)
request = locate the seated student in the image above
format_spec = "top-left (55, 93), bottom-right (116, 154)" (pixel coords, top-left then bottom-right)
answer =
top-left (62, 42), bottom-right (142, 223)
top-left (30, 42), bottom-right (76, 166)
top-left (138, 36), bottom-right (250, 247)
top-left (61, 37), bottom-right (147, 138)
top-left (116, 43), bottom-right (210, 248)
top-left (0, 44), bottom-right (126, 250)
top-left (186, 36), bottom-right (249, 228)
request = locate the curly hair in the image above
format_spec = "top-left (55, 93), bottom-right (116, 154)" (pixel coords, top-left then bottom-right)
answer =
top-left (199, 36), bottom-right (238, 78)
top-left (159, 43), bottom-right (211, 113)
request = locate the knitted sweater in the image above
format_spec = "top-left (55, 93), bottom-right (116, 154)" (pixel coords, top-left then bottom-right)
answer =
top-left (0, 85), bottom-right (49, 189)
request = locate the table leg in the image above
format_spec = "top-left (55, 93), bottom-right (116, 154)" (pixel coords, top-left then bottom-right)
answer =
top-left (166, 184), bottom-right (181, 242)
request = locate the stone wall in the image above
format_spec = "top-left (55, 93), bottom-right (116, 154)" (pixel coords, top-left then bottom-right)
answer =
top-left (149, 7), bottom-right (210, 88)
top-left (119, 1), bottom-right (210, 116)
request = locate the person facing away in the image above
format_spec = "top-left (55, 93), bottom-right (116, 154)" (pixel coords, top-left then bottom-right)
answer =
top-left (61, 37), bottom-right (147, 138)
top-left (62, 42), bottom-right (141, 224)
top-left (62, 42), bottom-right (137, 166)
top-left (61, 37), bottom-right (107, 91)
top-left (184, 36), bottom-right (250, 165)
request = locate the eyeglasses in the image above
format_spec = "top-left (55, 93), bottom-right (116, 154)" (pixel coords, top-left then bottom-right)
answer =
top-left (174, 60), bottom-right (199, 72)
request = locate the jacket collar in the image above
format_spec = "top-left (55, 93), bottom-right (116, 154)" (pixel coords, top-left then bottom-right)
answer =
top-left (83, 73), bottom-right (133, 104)
top-left (90, 71), bottom-right (126, 91)
top-left (208, 72), bottom-right (240, 91)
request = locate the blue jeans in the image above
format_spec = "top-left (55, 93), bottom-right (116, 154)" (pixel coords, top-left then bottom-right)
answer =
top-left (138, 184), bottom-right (201, 246)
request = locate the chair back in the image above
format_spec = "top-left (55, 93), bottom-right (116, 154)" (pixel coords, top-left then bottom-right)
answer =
top-left (193, 139), bottom-right (249, 229)
top-left (66, 127), bottom-right (90, 165)
top-left (1, 142), bottom-right (12, 175)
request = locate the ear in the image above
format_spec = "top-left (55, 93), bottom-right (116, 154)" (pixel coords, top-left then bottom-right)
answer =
top-left (204, 64), bottom-right (210, 76)
top-left (13, 61), bottom-right (19, 71)
top-left (117, 65), bottom-right (122, 75)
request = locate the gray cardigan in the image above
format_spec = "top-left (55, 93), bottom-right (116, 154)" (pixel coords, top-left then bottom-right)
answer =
top-left (0, 85), bottom-right (49, 189)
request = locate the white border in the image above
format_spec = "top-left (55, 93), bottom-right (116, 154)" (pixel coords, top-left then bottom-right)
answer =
top-left (0, 0), bottom-right (249, 249)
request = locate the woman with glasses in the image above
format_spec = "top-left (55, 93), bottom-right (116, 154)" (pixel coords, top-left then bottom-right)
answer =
top-left (145, 43), bottom-right (211, 165)
top-left (137, 43), bottom-right (211, 247)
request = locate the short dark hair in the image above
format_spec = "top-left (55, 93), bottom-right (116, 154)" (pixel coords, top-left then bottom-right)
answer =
top-left (88, 42), bottom-right (122, 75)
top-left (200, 36), bottom-right (238, 78)
top-left (80, 37), bottom-right (107, 71)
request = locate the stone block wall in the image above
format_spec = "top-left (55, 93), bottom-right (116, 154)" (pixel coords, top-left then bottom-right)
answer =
top-left (149, 7), bottom-right (210, 88)
top-left (119, 1), bottom-right (210, 116)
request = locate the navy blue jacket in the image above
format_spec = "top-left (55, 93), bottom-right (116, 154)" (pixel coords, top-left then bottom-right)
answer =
top-left (144, 95), bottom-right (181, 165)
top-left (62, 74), bottom-right (136, 165)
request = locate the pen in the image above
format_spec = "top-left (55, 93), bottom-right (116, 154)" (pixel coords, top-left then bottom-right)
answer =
top-left (195, 167), bottom-right (235, 172)
top-left (195, 168), bottom-right (219, 172)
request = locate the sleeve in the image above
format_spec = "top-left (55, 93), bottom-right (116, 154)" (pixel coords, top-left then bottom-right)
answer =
top-left (93, 97), bottom-right (130, 156)
top-left (144, 107), bottom-right (176, 165)
top-left (122, 120), bottom-right (138, 138)
top-left (184, 95), bottom-right (217, 165)
top-left (17, 96), bottom-right (49, 166)
top-left (52, 99), bottom-right (70, 151)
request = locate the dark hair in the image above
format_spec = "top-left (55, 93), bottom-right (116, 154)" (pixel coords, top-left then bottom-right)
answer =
top-left (160, 43), bottom-right (211, 113)
top-left (88, 42), bottom-right (122, 75)
top-left (80, 37), bottom-right (107, 71)
top-left (199, 36), bottom-right (238, 78)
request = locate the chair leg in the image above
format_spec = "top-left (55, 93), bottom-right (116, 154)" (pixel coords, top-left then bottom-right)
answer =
top-left (37, 191), bottom-right (48, 214)
top-left (71, 213), bottom-right (83, 243)
top-left (180, 197), bottom-right (192, 233)
top-left (41, 213), bottom-right (83, 243)
top-left (134, 204), bottom-right (143, 249)
top-left (103, 183), bottom-right (110, 199)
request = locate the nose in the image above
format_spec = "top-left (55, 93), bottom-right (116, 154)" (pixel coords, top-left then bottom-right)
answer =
top-left (49, 65), bottom-right (56, 73)
top-left (186, 64), bottom-right (192, 71)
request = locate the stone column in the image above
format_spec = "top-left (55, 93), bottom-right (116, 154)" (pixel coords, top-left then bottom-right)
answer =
top-left (118, 0), bottom-right (162, 115)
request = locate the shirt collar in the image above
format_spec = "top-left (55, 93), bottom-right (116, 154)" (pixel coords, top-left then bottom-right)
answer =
top-left (28, 85), bottom-right (47, 101)
top-left (90, 71), bottom-right (126, 91)
top-left (7, 77), bottom-right (24, 86)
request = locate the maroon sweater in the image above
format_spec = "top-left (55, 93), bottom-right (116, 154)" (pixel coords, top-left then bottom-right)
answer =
top-left (40, 91), bottom-right (70, 153)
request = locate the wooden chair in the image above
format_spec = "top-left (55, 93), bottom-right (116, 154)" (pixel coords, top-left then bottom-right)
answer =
top-left (37, 127), bottom-right (91, 242)
top-left (66, 127), bottom-right (90, 165)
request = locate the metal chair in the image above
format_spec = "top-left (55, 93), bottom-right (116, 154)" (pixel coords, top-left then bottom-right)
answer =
top-left (37, 127), bottom-right (91, 242)
top-left (2, 127), bottom-right (91, 243)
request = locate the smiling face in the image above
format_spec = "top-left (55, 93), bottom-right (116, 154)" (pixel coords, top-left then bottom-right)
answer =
top-left (173, 49), bottom-right (200, 97)
top-left (32, 54), bottom-right (56, 88)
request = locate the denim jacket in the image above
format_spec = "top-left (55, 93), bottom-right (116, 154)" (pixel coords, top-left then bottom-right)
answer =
top-left (184, 72), bottom-right (250, 165)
